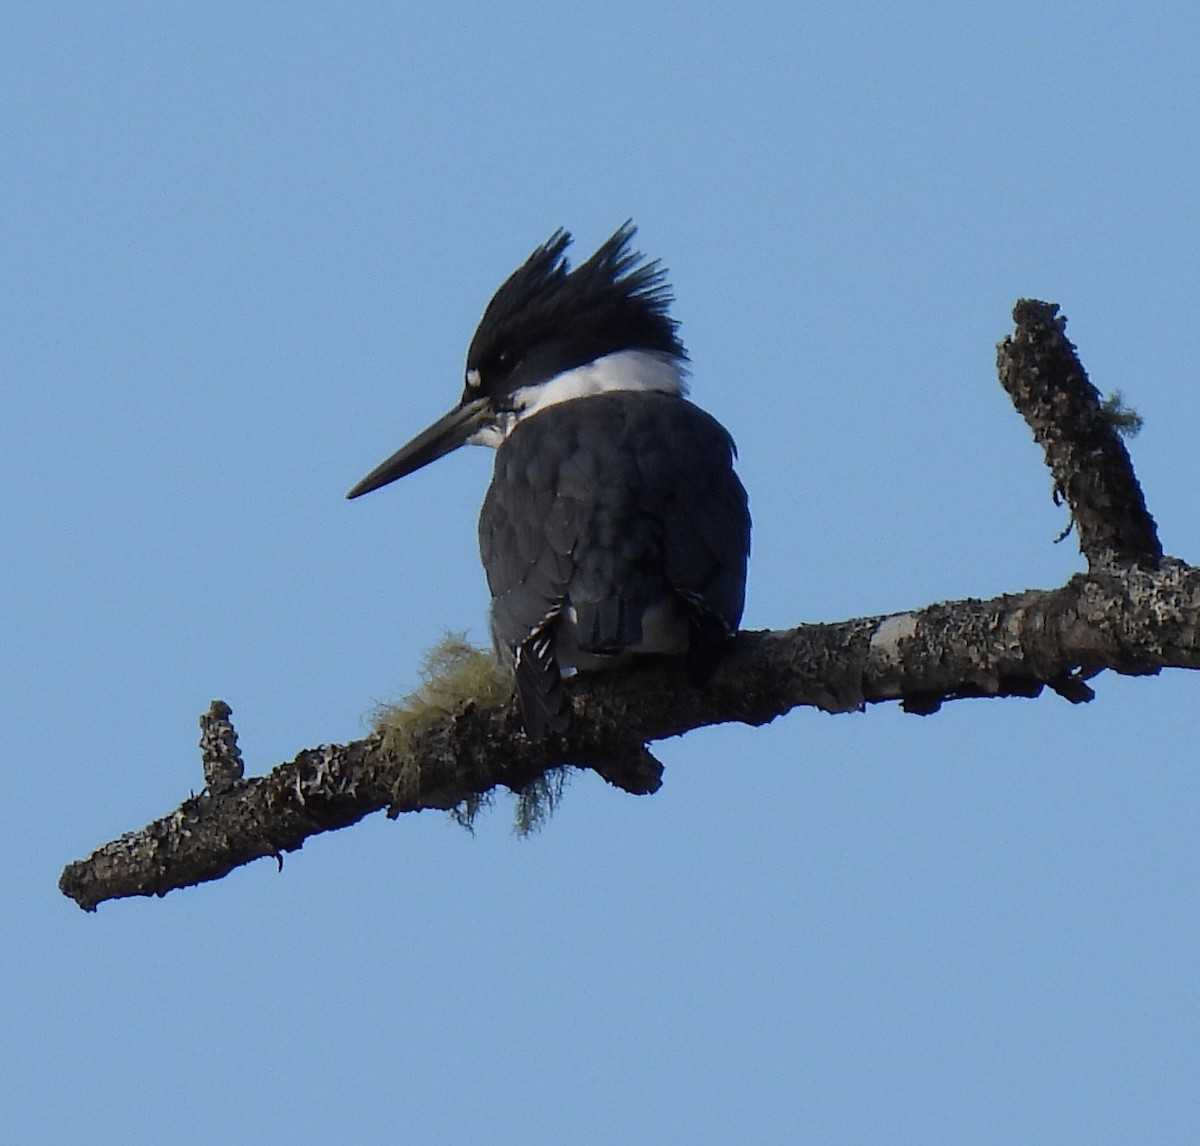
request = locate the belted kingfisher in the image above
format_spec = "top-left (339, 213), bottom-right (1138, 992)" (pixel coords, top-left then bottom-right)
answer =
top-left (348, 223), bottom-right (750, 738)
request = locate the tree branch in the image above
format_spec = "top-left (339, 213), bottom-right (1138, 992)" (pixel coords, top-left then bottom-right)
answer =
top-left (997, 300), bottom-right (1162, 567)
top-left (60, 301), bottom-right (1199, 911)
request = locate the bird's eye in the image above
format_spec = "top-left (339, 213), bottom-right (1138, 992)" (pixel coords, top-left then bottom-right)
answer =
top-left (496, 347), bottom-right (516, 370)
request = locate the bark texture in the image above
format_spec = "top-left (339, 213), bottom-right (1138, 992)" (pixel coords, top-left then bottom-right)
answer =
top-left (60, 301), bottom-right (1199, 911)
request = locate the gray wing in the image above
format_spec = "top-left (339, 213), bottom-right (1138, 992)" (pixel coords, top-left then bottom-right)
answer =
top-left (479, 392), bottom-right (750, 735)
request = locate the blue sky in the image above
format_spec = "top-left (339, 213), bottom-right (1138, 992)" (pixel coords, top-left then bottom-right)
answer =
top-left (5, 4), bottom-right (1199, 1142)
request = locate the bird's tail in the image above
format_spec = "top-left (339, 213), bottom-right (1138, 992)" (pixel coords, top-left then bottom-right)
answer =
top-left (514, 630), bottom-right (571, 739)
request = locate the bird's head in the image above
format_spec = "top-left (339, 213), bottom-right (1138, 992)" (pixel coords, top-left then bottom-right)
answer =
top-left (347, 222), bottom-right (688, 499)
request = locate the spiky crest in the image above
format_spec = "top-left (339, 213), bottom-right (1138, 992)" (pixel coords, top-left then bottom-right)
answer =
top-left (464, 223), bottom-right (686, 399)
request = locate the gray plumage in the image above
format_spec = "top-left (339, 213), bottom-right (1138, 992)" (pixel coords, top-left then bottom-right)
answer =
top-left (481, 390), bottom-right (749, 736)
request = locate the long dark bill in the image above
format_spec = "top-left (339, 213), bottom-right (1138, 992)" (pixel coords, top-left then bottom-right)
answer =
top-left (346, 396), bottom-right (492, 499)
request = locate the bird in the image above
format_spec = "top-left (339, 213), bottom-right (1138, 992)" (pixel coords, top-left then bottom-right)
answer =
top-left (347, 222), bottom-right (750, 738)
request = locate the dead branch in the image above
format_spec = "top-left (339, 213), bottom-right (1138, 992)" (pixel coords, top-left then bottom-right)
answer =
top-left (60, 301), bottom-right (1199, 911)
